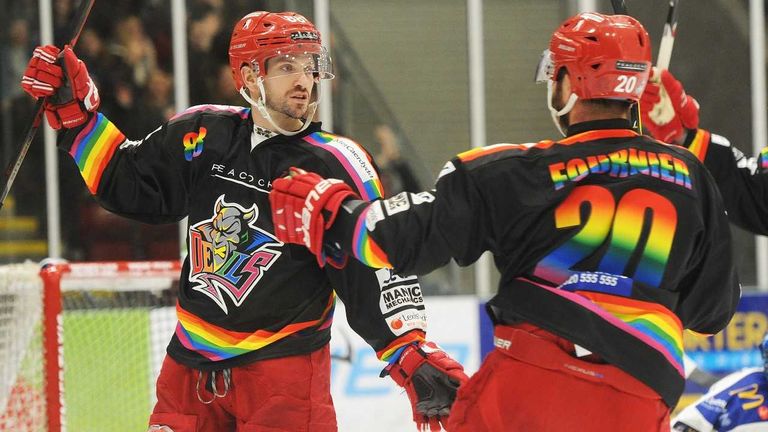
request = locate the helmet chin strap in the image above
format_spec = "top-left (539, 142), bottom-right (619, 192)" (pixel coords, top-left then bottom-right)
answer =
top-left (547, 80), bottom-right (578, 137)
top-left (239, 77), bottom-right (318, 137)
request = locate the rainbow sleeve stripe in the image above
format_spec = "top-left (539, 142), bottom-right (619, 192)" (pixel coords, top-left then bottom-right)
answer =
top-left (539, 283), bottom-right (685, 375)
top-left (175, 293), bottom-right (336, 361)
top-left (377, 330), bottom-right (426, 361)
top-left (303, 132), bottom-right (384, 200)
top-left (760, 146), bottom-right (768, 170)
top-left (686, 129), bottom-right (711, 163)
top-left (69, 113), bottom-right (125, 194)
top-left (351, 205), bottom-right (392, 269)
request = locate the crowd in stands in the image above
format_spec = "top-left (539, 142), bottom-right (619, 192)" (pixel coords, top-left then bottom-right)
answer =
top-left (0, 0), bottom-right (266, 261)
top-left (0, 0), bottom-right (428, 269)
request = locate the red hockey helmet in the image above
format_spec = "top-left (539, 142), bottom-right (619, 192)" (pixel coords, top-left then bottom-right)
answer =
top-left (536, 12), bottom-right (651, 102)
top-left (228, 11), bottom-right (333, 92)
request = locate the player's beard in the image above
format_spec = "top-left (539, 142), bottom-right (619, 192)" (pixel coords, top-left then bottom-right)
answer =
top-left (266, 93), bottom-right (309, 120)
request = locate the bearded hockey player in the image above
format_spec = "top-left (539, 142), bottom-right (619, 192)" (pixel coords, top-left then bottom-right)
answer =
top-left (20, 11), bottom-right (466, 432)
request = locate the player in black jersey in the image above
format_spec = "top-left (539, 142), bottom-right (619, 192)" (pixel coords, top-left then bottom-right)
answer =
top-left (641, 67), bottom-right (768, 235)
top-left (269, 12), bottom-right (740, 431)
top-left (20, 11), bottom-right (466, 432)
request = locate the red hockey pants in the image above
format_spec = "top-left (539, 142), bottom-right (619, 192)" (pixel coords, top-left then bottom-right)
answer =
top-left (447, 324), bottom-right (671, 431)
top-left (148, 345), bottom-right (336, 432)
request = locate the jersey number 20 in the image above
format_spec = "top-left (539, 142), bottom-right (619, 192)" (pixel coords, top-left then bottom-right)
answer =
top-left (533, 185), bottom-right (677, 288)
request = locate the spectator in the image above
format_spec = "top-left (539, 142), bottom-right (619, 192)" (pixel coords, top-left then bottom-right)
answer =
top-left (1, 19), bottom-right (31, 101)
top-left (374, 124), bottom-right (421, 196)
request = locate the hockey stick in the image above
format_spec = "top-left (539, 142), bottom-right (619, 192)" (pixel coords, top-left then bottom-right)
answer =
top-left (656, 0), bottom-right (681, 71)
top-left (612, 0), bottom-right (680, 69)
top-left (0, 0), bottom-right (95, 210)
top-left (610, 0), bottom-right (628, 14)
top-left (331, 326), bottom-right (355, 363)
top-left (648, 0), bottom-right (681, 124)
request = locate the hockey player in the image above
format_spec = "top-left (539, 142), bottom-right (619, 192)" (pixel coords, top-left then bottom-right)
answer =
top-left (640, 68), bottom-right (768, 234)
top-left (268, 12), bottom-right (740, 431)
top-left (672, 333), bottom-right (768, 431)
top-left (20, 11), bottom-right (467, 432)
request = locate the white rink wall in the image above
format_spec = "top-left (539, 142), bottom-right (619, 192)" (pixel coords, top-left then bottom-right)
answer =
top-left (330, 296), bottom-right (481, 432)
top-left (148, 296), bottom-right (482, 431)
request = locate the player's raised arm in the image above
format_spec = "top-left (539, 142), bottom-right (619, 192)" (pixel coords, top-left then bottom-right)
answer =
top-left (641, 68), bottom-right (768, 235)
top-left (21, 44), bottom-right (193, 223)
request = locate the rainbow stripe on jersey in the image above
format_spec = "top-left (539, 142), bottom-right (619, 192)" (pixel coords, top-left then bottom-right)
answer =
top-left (302, 132), bottom-right (383, 200)
top-left (303, 131), bottom-right (390, 268)
top-left (761, 146), bottom-right (768, 170)
top-left (175, 293), bottom-right (336, 361)
top-left (539, 281), bottom-right (685, 376)
top-left (351, 204), bottom-right (393, 269)
top-left (377, 330), bottom-right (426, 361)
top-left (686, 129), bottom-right (711, 163)
top-left (458, 141), bottom-right (555, 162)
top-left (69, 113), bottom-right (125, 194)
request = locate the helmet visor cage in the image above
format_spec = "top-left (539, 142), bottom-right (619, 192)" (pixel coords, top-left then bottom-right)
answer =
top-left (262, 45), bottom-right (334, 81)
top-left (534, 49), bottom-right (554, 83)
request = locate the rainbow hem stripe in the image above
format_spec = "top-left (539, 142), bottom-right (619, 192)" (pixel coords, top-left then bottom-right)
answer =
top-left (536, 282), bottom-right (685, 376)
top-left (351, 206), bottom-right (392, 269)
top-left (176, 293), bottom-right (336, 361)
top-left (578, 291), bottom-right (683, 367)
top-left (760, 146), bottom-right (768, 170)
top-left (303, 132), bottom-right (384, 200)
top-left (686, 129), bottom-right (711, 163)
top-left (70, 113), bottom-right (125, 194)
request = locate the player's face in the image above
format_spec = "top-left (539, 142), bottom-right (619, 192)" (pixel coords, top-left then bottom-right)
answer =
top-left (262, 54), bottom-right (318, 120)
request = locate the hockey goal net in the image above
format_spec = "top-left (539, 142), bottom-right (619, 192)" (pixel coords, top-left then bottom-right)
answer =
top-left (0, 260), bottom-right (180, 432)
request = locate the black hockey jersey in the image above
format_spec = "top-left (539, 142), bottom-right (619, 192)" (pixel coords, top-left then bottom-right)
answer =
top-left (329, 119), bottom-right (740, 407)
top-left (57, 105), bottom-right (427, 370)
top-left (685, 128), bottom-right (768, 235)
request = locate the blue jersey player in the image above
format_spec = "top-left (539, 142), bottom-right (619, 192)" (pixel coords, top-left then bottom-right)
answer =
top-left (672, 333), bottom-right (768, 431)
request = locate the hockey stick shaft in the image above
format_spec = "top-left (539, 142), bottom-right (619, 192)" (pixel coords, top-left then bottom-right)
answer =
top-left (656, 0), bottom-right (680, 70)
top-left (611, 0), bottom-right (628, 14)
top-left (0, 0), bottom-right (95, 210)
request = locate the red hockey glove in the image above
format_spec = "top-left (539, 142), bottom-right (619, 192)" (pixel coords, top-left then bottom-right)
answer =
top-left (640, 68), bottom-right (699, 144)
top-left (383, 341), bottom-right (469, 431)
top-left (21, 45), bottom-right (100, 129)
top-left (270, 167), bottom-right (359, 268)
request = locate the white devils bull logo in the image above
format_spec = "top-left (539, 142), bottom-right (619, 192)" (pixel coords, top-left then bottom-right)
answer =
top-left (188, 196), bottom-right (282, 314)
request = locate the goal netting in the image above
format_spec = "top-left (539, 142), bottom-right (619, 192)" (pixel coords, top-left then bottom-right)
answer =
top-left (0, 260), bottom-right (181, 432)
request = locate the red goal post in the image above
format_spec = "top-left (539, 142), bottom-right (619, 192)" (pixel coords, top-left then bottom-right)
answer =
top-left (0, 260), bottom-right (181, 432)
